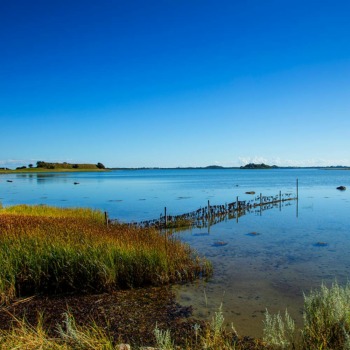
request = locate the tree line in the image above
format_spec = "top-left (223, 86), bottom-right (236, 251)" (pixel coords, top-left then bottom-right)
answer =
top-left (16, 161), bottom-right (106, 170)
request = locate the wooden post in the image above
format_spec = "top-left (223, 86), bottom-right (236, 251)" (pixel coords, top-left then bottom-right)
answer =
top-left (104, 211), bottom-right (109, 228)
top-left (236, 196), bottom-right (239, 223)
top-left (296, 178), bottom-right (299, 218)
top-left (207, 200), bottom-right (210, 218)
top-left (279, 190), bottom-right (282, 211)
top-left (164, 207), bottom-right (167, 228)
top-left (296, 178), bottom-right (299, 199)
top-left (260, 193), bottom-right (262, 216)
top-left (296, 195), bottom-right (299, 218)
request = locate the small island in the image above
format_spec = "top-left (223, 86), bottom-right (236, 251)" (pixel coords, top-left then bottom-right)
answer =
top-left (0, 161), bottom-right (107, 173)
top-left (240, 163), bottom-right (278, 169)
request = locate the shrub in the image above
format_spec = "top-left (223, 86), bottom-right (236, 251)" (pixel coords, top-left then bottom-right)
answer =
top-left (263, 282), bottom-right (350, 350)
top-left (263, 310), bottom-right (295, 349)
top-left (302, 281), bottom-right (350, 349)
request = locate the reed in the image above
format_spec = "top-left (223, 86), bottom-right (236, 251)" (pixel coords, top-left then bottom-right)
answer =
top-left (0, 205), bottom-right (212, 304)
top-left (0, 204), bottom-right (105, 223)
top-left (0, 312), bottom-right (115, 350)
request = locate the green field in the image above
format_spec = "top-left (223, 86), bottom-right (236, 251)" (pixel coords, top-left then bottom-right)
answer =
top-left (0, 161), bottom-right (108, 173)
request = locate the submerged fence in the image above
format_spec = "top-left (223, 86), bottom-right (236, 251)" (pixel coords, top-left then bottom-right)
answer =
top-left (108, 188), bottom-right (298, 231)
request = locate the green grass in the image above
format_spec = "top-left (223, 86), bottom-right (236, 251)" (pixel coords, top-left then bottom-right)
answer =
top-left (0, 205), bottom-right (212, 304)
top-left (0, 204), bottom-right (106, 223)
top-left (302, 282), bottom-right (350, 349)
top-left (263, 281), bottom-right (350, 350)
top-left (0, 312), bottom-right (115, 350)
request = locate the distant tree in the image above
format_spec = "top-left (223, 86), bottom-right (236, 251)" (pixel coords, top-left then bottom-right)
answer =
top-left (36, 161), bottom-right (46, 168)
top-left (96, 162), bottom-right (105, 169)
top-left (28, 164), bottom-right (33, 168)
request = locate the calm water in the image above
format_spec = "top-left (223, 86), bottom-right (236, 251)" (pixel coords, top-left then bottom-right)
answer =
top-left (1, 168), bottom-right (350, 336)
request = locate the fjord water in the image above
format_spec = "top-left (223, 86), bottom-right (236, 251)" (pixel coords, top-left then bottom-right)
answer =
top-left (1, 168), bottom-right (349, 336)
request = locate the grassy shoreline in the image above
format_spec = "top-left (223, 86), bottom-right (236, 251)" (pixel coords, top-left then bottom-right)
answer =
top-left (0, 205), bottom-right (211, 303)
top-left (1, 205), bottom-right (350, 349)
top-left (2, 282), bottom-right (350, 349)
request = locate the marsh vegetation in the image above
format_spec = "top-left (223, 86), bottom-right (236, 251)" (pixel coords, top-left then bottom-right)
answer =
top-left (2, 282), bottom-right (350, 349)
top-left (0, 204), bottom-right (211, 304)
top-left (1, 205), bottom-right (350, 349)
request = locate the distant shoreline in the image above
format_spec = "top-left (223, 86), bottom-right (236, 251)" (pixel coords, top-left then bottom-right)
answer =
top-left (0, 161), bottom-right (108, 174)
top-left (109, 166), bottom-right (350, 171)
top-left (0, 168), bottom-right (109, 174)
top-left (1, 166), bottom-right (349, 174)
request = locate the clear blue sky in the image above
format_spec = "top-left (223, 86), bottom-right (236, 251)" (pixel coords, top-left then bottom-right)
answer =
top-left (1, 0), bottom-right (350, 168)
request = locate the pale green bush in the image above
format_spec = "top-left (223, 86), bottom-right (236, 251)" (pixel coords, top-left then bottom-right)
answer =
top-left (263, 309), bottom-right (295, 349)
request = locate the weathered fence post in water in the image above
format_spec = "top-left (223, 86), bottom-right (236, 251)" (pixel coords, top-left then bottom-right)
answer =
top-left (128, 185), bottom-right (298, 230)
top-left (296, 178), bottom-right (299, 199)
top-left (104, 211), bottom-right (109, 228)
top-left (279, 191), bottom-right (282, 211)
top-left (296, 178), bottom-right (299, 218)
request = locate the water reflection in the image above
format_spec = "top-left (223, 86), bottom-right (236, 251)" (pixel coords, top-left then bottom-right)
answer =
top-left (13, 172), bottom-right (71, 184)
top-left (134, 191), bottom-right (297, 232)
top-left (35, 173), bottom-right (68, 184)
top-left (173, 189), bottom-right (350, 338)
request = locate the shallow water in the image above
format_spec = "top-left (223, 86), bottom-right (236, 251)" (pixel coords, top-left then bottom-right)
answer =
top-left (173, 184), bottom-right (350, 336)
top-left (1, 168), bottom-right (349, 336)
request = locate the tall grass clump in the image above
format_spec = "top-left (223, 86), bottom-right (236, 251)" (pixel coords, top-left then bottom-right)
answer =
top-left (302, 281), bottom-right (350, 349)
top-left (263, 310), bottom-right (295, 349)
top-left (0, 313), bottom-right (61, 350)
top-left (0, 205), bottom-right (211, 304)
top-left (0, 204), bottom-right (105, 224)
top-left (56, 311), bottom-right (115, 349)
top-left (0, 312), bottom-right (115, 349)
top-left (200, 304), bottom-right (241, 350)
top-left (263, 281), bottom-right (350, 350)
top-left (154, 323), bottom-right (174, 350)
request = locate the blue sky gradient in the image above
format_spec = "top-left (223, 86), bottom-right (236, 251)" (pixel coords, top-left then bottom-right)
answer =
top-left (1, 0), bottom-right (350, 168)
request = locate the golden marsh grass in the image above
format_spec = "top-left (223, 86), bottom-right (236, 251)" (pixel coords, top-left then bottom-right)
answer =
top-left (0, 205), bottom-right (212, 304)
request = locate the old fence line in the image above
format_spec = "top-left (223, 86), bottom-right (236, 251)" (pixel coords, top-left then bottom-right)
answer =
top-left (107, 190), bottom-right (297, 230)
